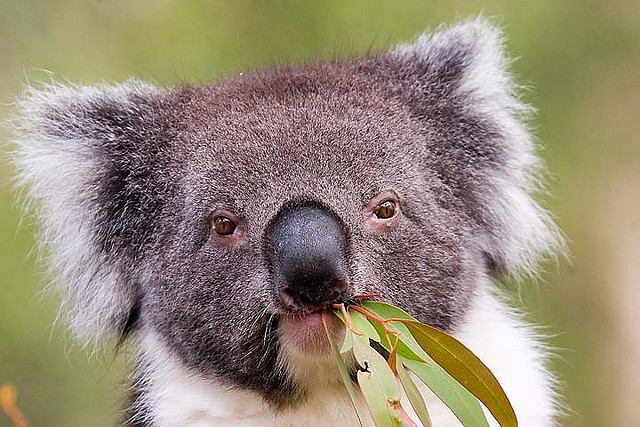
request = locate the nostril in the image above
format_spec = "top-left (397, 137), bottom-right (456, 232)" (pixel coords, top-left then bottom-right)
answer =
top-left (279, 287), bottom-right (300, 310)
top-left (326, 289), bottom-right (341, 303)
top-left (325, 279), bottom-right (348, 304)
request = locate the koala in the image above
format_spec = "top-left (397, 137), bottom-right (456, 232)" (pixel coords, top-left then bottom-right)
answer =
top-left (12, 18), bottom-right (560, 426)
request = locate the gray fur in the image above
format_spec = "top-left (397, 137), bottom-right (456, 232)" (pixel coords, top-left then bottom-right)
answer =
top-left (11, 17), bottom-right (560, 421)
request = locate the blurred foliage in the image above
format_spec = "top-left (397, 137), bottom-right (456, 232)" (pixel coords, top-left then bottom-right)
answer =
top-left (1, 1), bottom-right (638, 425)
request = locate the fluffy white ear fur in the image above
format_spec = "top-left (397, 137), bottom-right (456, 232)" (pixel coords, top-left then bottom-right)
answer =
top-left (394, 18), bottom-right (563, 277)
top-left (11, 81), bottom-right (162, 344)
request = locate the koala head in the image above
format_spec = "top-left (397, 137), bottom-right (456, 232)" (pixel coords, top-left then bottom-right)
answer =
top-left (12, 19), bottom-right (558, 407)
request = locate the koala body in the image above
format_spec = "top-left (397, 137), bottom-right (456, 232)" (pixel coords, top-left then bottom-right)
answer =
top-left (13, 19), bottom-right (559, 426)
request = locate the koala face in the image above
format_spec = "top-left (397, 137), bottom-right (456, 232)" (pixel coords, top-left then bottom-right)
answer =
top-left (140, 63), bottom-right (491, 401)
top-left (13, 19), bottom-right (559, 417)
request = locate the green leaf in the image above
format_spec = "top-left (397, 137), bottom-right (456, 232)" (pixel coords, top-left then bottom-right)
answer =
top-left (351, 332), bottom-right (402, 427)
top-left (362, 301), bottom-right (516, 427)
top-left (367, 316), bottom-right (424, 362)
top-left (387, 334), bottom-right (399, 375)
top-left (341, 325), bottom-right (353, 354)
top-left (322, 313), bottom-right (366, 426)
top-left (402, 356), bottom-right (489, 427)
top-left (396, 360), bottom-right (433, 427)
top-left (332, 308), bottom-right (354, 353)
top-left (362, 302), bottom-right (487, 425)
top-left (360, 302), bottom-right (430, 361)
top-left (349, 308), bottom-right (382, 342)
top-left (400, 321), bottom-right (516, 427)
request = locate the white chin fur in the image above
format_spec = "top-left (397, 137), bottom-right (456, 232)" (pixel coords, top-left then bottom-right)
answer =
top-left (134, 283), bottom-right (557, 426)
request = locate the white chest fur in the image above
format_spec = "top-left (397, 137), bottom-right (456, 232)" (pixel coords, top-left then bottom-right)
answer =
top-left (135, 286), bottom-right (556, 426)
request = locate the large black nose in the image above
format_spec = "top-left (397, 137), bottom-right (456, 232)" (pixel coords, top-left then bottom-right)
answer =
top-left (265, 204), bottom-right (348, 310)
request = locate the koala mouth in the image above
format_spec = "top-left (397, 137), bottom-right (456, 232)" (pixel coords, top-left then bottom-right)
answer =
top-left (277, 310), bottom-right (340, 355)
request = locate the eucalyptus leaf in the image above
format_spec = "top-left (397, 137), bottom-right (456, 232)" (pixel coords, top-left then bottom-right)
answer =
top-left (367, 315), bottom-right (424, 362)
top-left (351, 332), bottom-right (403, 427)
top-left (322, 313), bottom-right (366, 425)
top-left (334, 309), bottom-right (346, 323)
top-left (333, 309), bottom-right (354, 353)
top-left (349, 308), bottom-right (382, 342)
top-left (341, 325), bottom-right (353, 354)
top-left (387, 334), bottom-right (398, 375)
top-left (360, 302), bottom-right (430, 361)
top-left (396, 360), bottom-right (433, 427)
top-left (332, 301), bottom-right (517, 427)
top-left (363, 301), bottom-right (517, 427)
top-left (402, 356), bottom-right (489, 427)
top-left (362, 303), bottom-right (488, 425)
top-left (401, 321), bottom-right (516, 427)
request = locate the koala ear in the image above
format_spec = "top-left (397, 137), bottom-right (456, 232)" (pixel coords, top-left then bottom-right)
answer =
top-left (392, 17), bottom-right (521, 115)
top-left (389, 18), bottom-right (562, 276)
top-left (12, 80), bottom-right (170, 344)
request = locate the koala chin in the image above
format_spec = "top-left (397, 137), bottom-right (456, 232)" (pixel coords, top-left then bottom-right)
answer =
top-left (13, 18), bottom-right (561, 427)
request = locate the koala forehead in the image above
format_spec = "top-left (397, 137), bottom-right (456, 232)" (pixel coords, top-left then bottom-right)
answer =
top-left (169, 60), bottom-right (431, 224)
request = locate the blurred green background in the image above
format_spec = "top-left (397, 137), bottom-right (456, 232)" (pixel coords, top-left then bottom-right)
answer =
top-left (1, 1), bottom-right (638, 425)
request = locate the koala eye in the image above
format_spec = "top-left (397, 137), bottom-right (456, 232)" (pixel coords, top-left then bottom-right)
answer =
top-left (213, 216), bottom-right (237, 236)
top-left (374, 200), bottom-right (396, 219)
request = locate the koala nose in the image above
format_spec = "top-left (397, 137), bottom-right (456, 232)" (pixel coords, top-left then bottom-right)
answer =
top-left (265, 204), bottom-right (349, 310)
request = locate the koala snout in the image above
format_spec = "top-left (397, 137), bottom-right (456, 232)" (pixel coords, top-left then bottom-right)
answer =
top-left (265, 204), bottom-right (349, 310)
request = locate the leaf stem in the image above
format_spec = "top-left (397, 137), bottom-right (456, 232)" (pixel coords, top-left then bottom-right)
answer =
top-left (332, 303), bottom-right (364, 335)
top-left (352, 292), bottom-right (382, 299)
